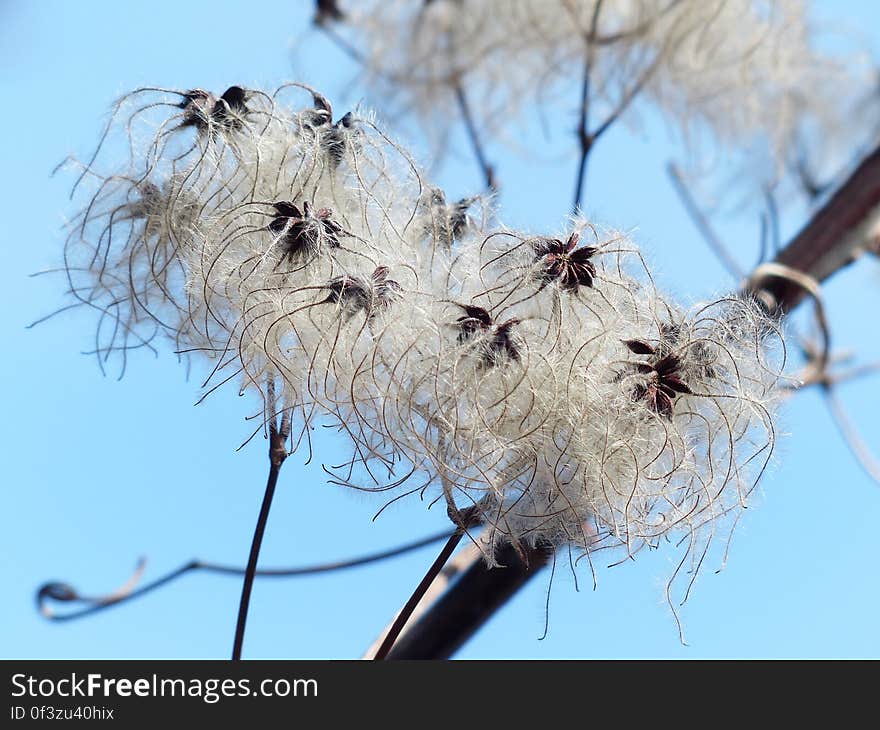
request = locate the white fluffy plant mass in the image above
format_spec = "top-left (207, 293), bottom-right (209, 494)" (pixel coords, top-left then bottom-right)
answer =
top-left (333, 0), bottom-right (849, 168)
top-left (60, 82), bottom-right (784, 616)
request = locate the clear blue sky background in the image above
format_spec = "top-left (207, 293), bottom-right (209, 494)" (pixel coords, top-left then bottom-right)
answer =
top-left (2, 0), bottom-right (879, 659)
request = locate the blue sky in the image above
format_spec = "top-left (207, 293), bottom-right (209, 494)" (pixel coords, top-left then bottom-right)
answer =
top-left (2, 0), bottom-right (880, 659)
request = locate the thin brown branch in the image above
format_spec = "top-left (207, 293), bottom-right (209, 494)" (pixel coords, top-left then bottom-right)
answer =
top-left (362, 542), bottom-right (480, 659)
top-left (822, 385), bottom-right (880, 485)
top-left (571, 0), bottom-right (603, 213)
top-left (573, 49), bottom-right (662, 212)
top-left (791, 140), bottom-right (832, 202)
top-left (319, 20), bottom-right (497, 192)
top-left (315, 15), bottom-right (366, 64)
top-left (36, 529), bottom-right (456, 622)
top-left (231, 429), bottom-right (288, 660)
top-left (787, 336), bottom-right (880, 487)
top-left (454, 84), bottom-right (497, 192)
top-left (371, 531), bottom-right (466, 660)
top-left (372, 505), bottom-right (481, 660)
top-left (385, 541), bottom-right (553, 660)
top-left (667, 162), bottom-right (744, 279)
top-left (567, 0), bottom-right (685, 211)
top-left (231, 382), bottom-right (291, 661)
top-left (764, 187), bottom-right (781, 255)
top-left (828, 361), bottom-right (880, 385)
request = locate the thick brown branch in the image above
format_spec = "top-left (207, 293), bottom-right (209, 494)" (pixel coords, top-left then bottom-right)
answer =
top-left (753, 145), bottom-right (880, 311)
top-left (385, 541), bottom-right (553, 660)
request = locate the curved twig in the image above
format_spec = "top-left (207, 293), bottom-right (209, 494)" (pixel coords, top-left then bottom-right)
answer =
top-left (37, 529), bottom-right (456, 623)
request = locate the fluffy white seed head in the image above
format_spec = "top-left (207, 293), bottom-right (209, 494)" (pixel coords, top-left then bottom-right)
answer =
top-left (337, 0), bottom-right (856, 173)
top-left (59, 82), bottom-right (785, 611)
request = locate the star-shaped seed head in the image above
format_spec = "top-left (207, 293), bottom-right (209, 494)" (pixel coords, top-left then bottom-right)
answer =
top-left (534, 232), bottom-right (598, 291)
top-left (269, 200), bottom-right (343, 263)
top-left (624, 339), bottom-right (693, 418)
top-left (454, 304), bottom-right (521, 365)
top-left (322, 266), bottom-right (401, 321)
top-left (179, 86), bottom-right (250, 135)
